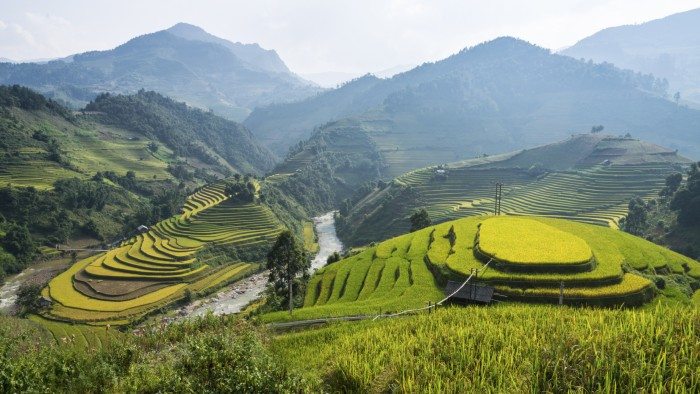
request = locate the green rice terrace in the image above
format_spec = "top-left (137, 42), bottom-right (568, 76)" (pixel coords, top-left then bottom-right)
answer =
top-left (39, 182), bottom-right (282, 325)
top-left (339, 135), bottom-right (691, 245)
top-left (264, 215), bottom-right (700, 322)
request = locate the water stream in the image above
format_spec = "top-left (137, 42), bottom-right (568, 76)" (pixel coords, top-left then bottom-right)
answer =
top-left (184, 211), bottom-right (343, 318)
top-left (0, 268), bottom-right (35, 312)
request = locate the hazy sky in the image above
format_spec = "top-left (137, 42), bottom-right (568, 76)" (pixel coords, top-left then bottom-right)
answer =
top-left (1, 0), bottom-right (699, 74)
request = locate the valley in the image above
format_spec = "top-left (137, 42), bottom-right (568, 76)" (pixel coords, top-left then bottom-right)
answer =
top-left (1, 4), bottom-right (700, 391)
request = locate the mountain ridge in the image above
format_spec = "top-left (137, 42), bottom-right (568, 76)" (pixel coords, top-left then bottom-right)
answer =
top-left (0, 24), bottom-right (320, 121)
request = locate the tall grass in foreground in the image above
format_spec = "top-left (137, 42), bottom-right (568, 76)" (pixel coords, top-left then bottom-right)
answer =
top-left (273, 303), bottom-right (700, 392)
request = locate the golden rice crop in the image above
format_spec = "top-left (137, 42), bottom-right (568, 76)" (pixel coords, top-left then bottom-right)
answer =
top-left (478, 216), bottom-right (593, 265)
top-left (272, 303), bottom-right (700, 392)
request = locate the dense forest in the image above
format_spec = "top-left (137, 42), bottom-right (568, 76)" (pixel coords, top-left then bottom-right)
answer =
top-left (621, 162), bottom-right (700, 258)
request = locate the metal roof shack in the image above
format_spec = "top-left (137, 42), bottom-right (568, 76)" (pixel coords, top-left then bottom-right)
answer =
top-left (444, 281), bottom-right (495, 305)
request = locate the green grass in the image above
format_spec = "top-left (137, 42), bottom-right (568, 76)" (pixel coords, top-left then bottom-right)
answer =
top-left (303, 221), bottom-right (319, 254)
top-left (264, 215), bottom-right (700, 322)
top-left (272, 303), bottom-right (700, 392)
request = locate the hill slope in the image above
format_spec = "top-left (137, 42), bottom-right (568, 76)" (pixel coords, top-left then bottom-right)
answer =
top-left (561, 8), bottom-right (700, 104)
top-left (264, 215), bottom-right (700, 322)
top-left (337, 133), bottom-right (690, 245)
top-left (0, 86), bottom-right (276, 280)
top-left (247, 37), bottom-right (700, 163)
top-left (0, 24), bottom-right (319, 120)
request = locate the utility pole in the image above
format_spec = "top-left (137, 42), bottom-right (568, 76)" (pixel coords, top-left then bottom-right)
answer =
top-left (494, 182), bottom-right (503, 215)
top-left (559, 281), bottom-right (565, 306)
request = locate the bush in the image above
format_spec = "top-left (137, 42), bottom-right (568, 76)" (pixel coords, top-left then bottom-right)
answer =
top-left (15, 283), bottom-right (43, 316)
top-left (326, 251), bottom-right (341, 265)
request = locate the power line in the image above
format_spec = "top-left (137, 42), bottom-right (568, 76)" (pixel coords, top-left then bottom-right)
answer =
top-left (372, 258), bottom-right (493, 321)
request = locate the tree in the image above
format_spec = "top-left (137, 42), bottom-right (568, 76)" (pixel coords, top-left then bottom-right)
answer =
top-left (1, 222), bottom-right (35, 262)
top-left (623, 197), bottom-right (647, 236)
top-left (590, 125), bottom-right (604, 133)
top-left (671, 162), bottom-right (700, 226)
top-left (410, 209), bottom-right (432, 232)
top-left (445, 225), bottom-right (457, 248)
top-left (266, 231), bottom-right (308, 313)
top-left (674, 91), bottom-right (681, 105)
top-left (225, 181), bottom-right (255, 203)
top-left (147, 141), bottom-right (159, 153)
top-left (659, 173), bottom-right (683, 197)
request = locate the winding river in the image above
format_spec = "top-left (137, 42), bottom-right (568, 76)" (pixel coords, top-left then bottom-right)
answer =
top-left (185, 211), bottom-right (343, 317)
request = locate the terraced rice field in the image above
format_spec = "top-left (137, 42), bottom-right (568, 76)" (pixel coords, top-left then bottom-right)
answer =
top-left (395, 163), bottom-right (674, 229)
top-left (41, 181), bottom-right (281, 325)
top-left (264, 216), bottom-right (700, 322)
top-left (27, 315), bottom-right (121, 349)
top-left (0, 161), bottom-right (84, 189)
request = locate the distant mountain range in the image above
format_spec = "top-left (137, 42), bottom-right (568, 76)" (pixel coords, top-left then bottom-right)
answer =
top-left (247, 37), bottom-right (700, 166)
top-left (0, 23), bottom-right (320, 120)
top-left (562, 7), bottom-right (700, 104)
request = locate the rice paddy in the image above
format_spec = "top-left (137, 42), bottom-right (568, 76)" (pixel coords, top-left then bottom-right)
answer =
top-left (40, 181), bottom-right (282, 325)
top-left (264, 215), bottom-right (700, 322)
top-left (273, 303), bottom-right (700, 392)
top-left (343, 162), bottom-right (683, 244)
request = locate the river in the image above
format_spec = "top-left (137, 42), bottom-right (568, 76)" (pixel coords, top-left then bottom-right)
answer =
top-left (184, 211), bottom-right (343, 318)
top-left (0, 269), bottom-right (34, 312)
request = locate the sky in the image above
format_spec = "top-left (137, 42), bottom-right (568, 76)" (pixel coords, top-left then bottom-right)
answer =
top-left (1, 0), bottom-right (700, 76)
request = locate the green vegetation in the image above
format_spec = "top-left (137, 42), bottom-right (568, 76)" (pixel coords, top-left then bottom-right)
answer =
top-left (273, 304), bottom-right (700, 392)
top-left (620, 162), bottom-right (700, 259)
top-left (86, 91), bottom-right (275, 174)
top-left (302, 221), bottom-right (319, 254)
top-left (264, 215), bottom-right (700, 322)
top-left (266, 231), bottom-right (309, 313)
top-left (409, 208), bottom-right (431, 232)
top-left (0, 314), bottom-right (309, 392)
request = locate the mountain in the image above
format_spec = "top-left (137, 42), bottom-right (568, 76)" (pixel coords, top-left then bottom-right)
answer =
top-left (561, 8), bottom-right (700, 104)
top-left (0, 24), bottom-right (320, 120)
top-left (246, 37), bottom-right (700, 165)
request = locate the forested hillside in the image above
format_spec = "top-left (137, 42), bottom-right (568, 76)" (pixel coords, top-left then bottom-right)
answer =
top-left (0, 24), bottom-right (319, 120)
top-left (85, 91), bottom-right (276, 175)
top-left (247, 37), bottom-right (700, 163)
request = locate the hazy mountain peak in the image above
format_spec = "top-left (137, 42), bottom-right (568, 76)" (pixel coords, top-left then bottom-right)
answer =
top-left (165, 22), bottom-right (289, 74)
top-left (561, 7), bottom-right (700, 103)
